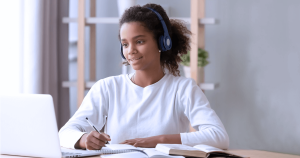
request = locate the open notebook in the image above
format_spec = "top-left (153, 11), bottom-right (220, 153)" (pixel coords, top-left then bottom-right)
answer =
top-left (62, 144), bottom-right (184, 158)
top-left (155, 144), bottom-right (249, 158)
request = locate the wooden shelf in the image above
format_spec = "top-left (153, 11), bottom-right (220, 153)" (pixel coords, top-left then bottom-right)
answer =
top-left (62, 17), bottom-right (216, 25)
top-left (62, 81), bottom-right (95, 88)
top-left (199, 83), bottom-right (218, 90)
top-left (62, 81), bottom-right (217, 90)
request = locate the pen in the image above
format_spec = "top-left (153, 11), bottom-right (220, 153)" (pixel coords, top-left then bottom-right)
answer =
top-left (85, 117), bottom-right (109, 144)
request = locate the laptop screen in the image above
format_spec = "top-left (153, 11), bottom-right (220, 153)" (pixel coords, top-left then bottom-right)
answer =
top-left (0, 94), bottom-right (61, 157)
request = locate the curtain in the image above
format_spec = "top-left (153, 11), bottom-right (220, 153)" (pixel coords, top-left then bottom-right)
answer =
top-left (0, 0), bottom-right (70, 129)
top-left (23, 0), bottom-right (70, 128)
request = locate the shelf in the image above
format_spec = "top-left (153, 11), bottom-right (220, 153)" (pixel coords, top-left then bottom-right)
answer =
top-left (62, 81), bottom-right (217, 90)
top-left (199, 83), bottom-right (218, 90)
top-left (62, 17), bottom-right (216, 25)
top-left (62, 81), bottom-right (95, 88)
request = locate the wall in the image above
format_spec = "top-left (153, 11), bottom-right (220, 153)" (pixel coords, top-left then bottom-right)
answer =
top-left (205, 0), bottom-right (300, 155)
top-left (67, 0), bottom-right (300, 155)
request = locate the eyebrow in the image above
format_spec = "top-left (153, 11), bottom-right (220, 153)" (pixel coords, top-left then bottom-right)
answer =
top-left (121, 35), bottom-right (146, 41)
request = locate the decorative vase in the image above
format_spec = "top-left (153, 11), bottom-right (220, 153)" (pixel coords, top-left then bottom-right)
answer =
top-left (182, 65), bottom-right (204, 83)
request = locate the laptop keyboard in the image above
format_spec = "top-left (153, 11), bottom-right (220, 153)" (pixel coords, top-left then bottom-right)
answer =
top-left (62, 152), bottom-right (82, 156)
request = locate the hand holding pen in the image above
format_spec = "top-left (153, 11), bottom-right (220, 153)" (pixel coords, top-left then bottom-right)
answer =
top-left (83, 117), bottom-right (111, 150)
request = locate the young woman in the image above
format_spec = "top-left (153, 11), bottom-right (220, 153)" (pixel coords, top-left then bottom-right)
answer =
top-left (59, 3), bottom-right (229, 150)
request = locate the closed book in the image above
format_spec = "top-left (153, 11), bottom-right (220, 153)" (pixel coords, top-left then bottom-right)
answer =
top-left (155, 144), bottom-right (249, 158)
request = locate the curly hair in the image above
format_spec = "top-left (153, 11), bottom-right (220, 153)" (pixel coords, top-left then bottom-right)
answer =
top-left (119, 3), bottom-right (191, 76)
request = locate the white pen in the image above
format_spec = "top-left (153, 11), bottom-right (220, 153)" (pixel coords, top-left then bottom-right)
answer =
top-left (86, 117), bottom-right (110, 144)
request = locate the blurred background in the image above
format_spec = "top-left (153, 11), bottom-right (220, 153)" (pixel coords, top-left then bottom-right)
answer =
top-left (0, 0), bottom-right (299, 155)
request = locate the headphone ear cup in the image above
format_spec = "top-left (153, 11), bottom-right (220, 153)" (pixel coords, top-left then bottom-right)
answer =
top-left (159, 35), bottom-right (166, 52)
top-left (164, 35), bottom-right (172, 50)
top-left (120, 44), bottom-right (126, 59)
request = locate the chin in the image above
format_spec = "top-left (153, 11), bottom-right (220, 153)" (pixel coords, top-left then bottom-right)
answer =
top-left (130, 65), bottom-right (145, 71)
top-left (130, 65), bottom-right (141, 71)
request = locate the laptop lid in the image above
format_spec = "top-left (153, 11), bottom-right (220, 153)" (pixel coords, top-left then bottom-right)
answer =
top-left (0, 94), bottom-right (62, 158)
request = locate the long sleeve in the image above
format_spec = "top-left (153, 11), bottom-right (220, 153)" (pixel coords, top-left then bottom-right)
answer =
top-left (58, 80), bottom-right (109, 149)
top-left (178, 78), bottom-right (229, 149)
top-left (180, 124), bottom-right (229, 149)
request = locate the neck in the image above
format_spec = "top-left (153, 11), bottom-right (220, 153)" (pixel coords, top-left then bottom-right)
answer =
top-left (132, 67), bottom-right (165, 88)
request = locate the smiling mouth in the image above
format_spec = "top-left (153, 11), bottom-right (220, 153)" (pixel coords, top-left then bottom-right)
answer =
top-left (130, 57), bottom-right (143, 61)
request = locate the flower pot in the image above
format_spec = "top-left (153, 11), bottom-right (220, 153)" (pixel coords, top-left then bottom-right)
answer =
top-left (182, 65), bottom-right (204, 83)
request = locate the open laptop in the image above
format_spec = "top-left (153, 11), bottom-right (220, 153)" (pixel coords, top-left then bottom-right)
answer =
top-left (0, 94), bottom-right (102, 158)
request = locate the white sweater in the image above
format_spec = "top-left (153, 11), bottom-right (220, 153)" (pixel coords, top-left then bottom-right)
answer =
top-left (59, 73), bottom-right (229, 149)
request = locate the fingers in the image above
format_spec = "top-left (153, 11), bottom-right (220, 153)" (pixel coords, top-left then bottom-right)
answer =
top-left (122, 138), bottom-right (149, 148)
top-left (93, 131), bottom-right (111, 142)
top-left (120, 137), bottom-right (157, 148)
top-left (102, 133), bottom-right (110, 138)
top-left (86, 141), bottom-right (101, 150)
top-left (133, 142), bottom-right (140, 147)
top-left (102, 133), bottom-right (110, 143)
top-left (120, 139), bottom-right (137, 146)
top-left (120, 139), bottom-right (135, 144)
top-left (91, 135), bottom-right (106, 146)
top-left (124, 142), bottom-right (135, 145)
top-left (133, 140), bottom-right (146, 147)
top-left (86, 134), bottom-right (104, 150)
top-left (86, 131), bottom-right (111, 150)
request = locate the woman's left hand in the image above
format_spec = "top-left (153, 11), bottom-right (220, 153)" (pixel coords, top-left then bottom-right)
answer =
top-left (120, 135), bottom-right (165, 148)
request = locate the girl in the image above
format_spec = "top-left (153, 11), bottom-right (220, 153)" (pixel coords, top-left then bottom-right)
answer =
top-left (59, 3), bottom-right (229, 150)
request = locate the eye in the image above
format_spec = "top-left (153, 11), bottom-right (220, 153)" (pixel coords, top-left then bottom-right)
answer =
top-left (137, 40), bottom-right (144, 44)
top-left (122, 43), bottom-right (128, 47)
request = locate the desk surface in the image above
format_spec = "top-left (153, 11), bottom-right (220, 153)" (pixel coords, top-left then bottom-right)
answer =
top-left (227, 150), bottom-right (300, 158)
top-left (1, 150), bottom-right (300, 158)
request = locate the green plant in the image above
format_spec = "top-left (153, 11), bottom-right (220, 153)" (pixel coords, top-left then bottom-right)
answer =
top-left (180, 48), bottom-right (209, 67)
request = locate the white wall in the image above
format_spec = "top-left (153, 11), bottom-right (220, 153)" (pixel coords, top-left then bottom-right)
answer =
top-left (205, 0), bottom-right (300, 155)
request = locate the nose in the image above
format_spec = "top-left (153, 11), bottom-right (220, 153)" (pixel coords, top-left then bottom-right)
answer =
top-left (128, 44), bottom-right (137, 56)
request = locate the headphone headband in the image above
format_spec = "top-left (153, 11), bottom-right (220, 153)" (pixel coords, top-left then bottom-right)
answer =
top-left (146, 7), bottom-right (170, 38)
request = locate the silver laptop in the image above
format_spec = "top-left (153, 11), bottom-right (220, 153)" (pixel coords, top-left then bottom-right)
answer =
top-left (0, 94), bottom-right (102, 158)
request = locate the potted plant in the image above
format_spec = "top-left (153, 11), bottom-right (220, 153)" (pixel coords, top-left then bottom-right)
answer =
top-left (180, 48), bottom-right (209, 83)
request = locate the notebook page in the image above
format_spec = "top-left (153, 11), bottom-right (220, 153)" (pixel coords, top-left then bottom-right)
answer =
top-left (100, 144), bottom-right (146, 155)
top-left (105, 144), bottom-right (139, 150)
top-left (101, 151), bottom-right (148, 158)
top-left (157, 144), bottom-right (200, 151)
top-left (136, 147), bottom-right (151, 150)
top-left (144, 148), bottom-right (185, 158)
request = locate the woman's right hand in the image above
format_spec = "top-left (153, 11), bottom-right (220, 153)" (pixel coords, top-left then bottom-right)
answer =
top-left (75, 131), bottom-right (111, 150)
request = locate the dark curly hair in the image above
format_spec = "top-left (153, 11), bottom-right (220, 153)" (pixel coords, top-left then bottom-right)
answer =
top-left (119, 3), bottom-right (191, 76)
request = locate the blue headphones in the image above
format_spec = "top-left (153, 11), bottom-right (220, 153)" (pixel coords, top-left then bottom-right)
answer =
top-left (120, 7), bottom-right (172, 60)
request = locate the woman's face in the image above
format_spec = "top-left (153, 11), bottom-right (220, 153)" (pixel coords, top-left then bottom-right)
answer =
top-left (120, 22), bottom-right (161, 71)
